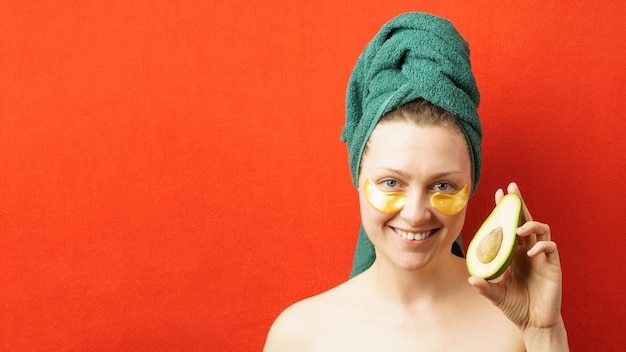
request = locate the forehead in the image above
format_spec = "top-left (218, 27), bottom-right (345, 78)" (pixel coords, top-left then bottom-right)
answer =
top-left (361, 120), bottom-right (471, 179)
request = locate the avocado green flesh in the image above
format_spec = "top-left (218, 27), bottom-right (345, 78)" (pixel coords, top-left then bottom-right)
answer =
top-left (466, 194), bottom-right (522, 280)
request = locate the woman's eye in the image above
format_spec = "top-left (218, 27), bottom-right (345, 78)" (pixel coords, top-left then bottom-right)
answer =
top-left (382, 179), bottom-right (399, 189)
top-left (434, 183), bottom-right (453, 192)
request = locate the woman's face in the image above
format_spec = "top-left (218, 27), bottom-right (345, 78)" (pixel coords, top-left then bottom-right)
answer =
top-left (358, 120), bottom-right (472, 272)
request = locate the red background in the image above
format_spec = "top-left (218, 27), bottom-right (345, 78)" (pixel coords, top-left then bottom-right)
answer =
top-left (1, 1), bottom-right (624, 351)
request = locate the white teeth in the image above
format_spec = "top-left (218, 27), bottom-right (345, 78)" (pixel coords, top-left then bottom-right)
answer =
top-left (396, 228), bottom-right (431, 241)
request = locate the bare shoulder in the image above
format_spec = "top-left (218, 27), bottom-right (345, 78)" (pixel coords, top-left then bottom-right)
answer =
top-left (263, 261), bottom-right (525, 351)
top-left (262, 300), bottom-right (315, 352)
top-left (263, 282), bottom-right (355, 352)
top-left (263, 294), bottom-right (327, 348)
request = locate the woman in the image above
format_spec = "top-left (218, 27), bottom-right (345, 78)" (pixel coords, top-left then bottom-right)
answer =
top-left (264, 12), bottom-right (568, 351)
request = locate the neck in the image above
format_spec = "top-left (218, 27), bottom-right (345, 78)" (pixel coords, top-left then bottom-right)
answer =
top-left (365, 253), bottom-right (467, 307)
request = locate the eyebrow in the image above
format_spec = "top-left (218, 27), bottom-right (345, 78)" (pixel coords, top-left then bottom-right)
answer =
top-left (431, 171), bottom-right (463, 179)
top-left (375, 167), bottom-right (410, 178)
top-left (375, 167), bottom-right (462, 180)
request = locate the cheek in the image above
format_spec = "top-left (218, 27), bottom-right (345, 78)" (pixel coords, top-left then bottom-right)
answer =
top-left (445, 208), bottom-right (467, 235)
top-left (358, 191), bottom-right (392, 226)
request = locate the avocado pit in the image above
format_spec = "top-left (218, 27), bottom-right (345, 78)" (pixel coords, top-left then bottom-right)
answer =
top-left (476, 226), bottom-right (503, 264)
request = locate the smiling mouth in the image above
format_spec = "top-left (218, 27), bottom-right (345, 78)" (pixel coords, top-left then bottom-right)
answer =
top-left (393, 227), bottom-right (433, 241)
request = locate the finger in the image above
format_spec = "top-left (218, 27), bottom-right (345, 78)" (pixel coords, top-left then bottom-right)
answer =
top-left (527, 240), bottom-right (558, 257)
top-left (507, 182), bottom-right (533, 222)
top-left (468, 275), bottom-right (506, 307)
top-left (517, 221), bottom-right (551, 242)
top-left (494, 188), bottom-right (505, 205)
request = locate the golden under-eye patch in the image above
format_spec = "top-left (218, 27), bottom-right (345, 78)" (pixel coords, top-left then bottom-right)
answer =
top-left (430, 184), bottom-right (469, 216)
top-left (363, 179), bottom-right (469, 216)
top-left (363, 179), bottom-right (408, 214)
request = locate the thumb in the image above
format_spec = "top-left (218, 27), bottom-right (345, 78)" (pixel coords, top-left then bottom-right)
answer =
top-left (468, 275), bottom-right (506, 307)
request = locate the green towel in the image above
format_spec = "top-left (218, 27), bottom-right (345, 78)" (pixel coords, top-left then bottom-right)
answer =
top-left (340, 12), bottom-right (482, 278)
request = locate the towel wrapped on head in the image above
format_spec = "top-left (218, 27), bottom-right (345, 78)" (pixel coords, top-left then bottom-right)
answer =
top-left (340, 12), bottom-right (483, 278)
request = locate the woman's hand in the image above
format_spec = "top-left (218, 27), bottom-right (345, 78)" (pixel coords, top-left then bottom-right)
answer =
top-left (468, 182), bottom-right (568, 350)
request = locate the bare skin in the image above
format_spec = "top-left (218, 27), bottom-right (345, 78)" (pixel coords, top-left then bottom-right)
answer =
top-left (264, 256), bottom-right (524, 351)
top-left (264, 121), bottom-right (567, 351)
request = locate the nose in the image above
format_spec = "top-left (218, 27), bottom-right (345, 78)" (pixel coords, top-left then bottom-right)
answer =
top-left (399, 191), bottom-right (432, 226)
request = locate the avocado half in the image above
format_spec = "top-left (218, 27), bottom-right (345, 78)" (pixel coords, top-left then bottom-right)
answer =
top-left (466, 193), bottom-right (522, 280)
